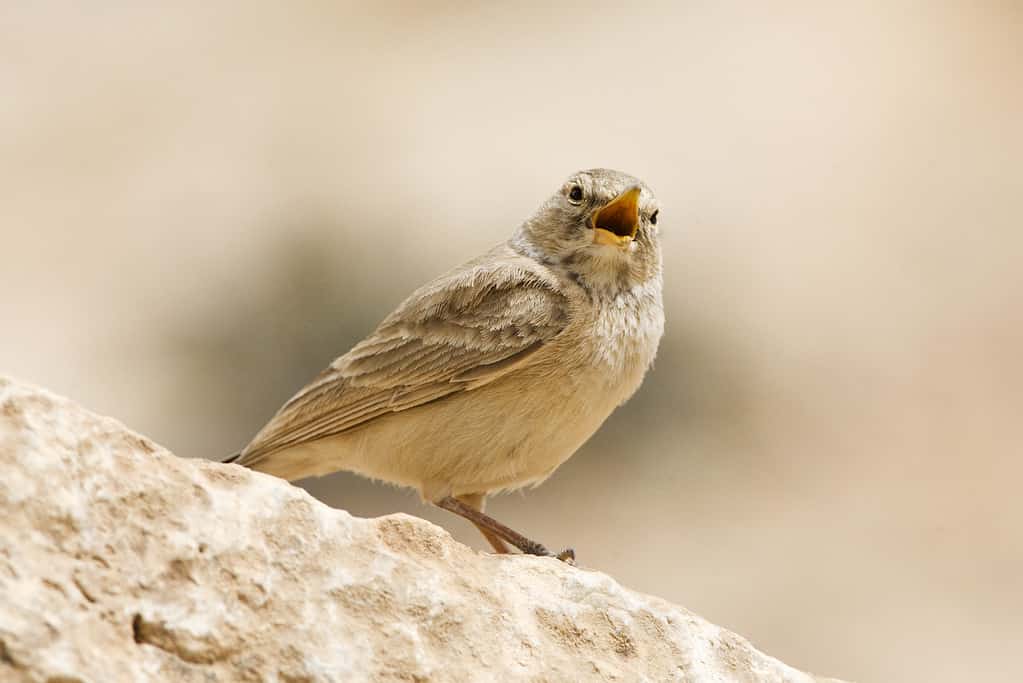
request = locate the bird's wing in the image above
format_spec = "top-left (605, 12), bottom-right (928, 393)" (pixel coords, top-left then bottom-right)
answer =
top-left (235, 248), bottom-right (570, 468)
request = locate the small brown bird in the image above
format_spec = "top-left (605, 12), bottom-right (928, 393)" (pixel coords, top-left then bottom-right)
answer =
top-left (228, 169), bottom-right (664, 561)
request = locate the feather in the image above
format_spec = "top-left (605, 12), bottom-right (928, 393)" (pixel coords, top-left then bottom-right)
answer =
top-left (234, 245), bottom-right (570, 469)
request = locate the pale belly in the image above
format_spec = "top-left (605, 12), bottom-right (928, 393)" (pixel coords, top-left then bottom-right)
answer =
top-left (347, 362), bottom-right (634, 500)
top-left (261, 349), bottom-right (642, 501)
top-left (258, 294), bottom-right (663, 501)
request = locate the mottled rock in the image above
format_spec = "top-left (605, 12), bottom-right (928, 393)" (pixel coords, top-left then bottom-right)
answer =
top-left (0, 377), bottom-right (842, 682)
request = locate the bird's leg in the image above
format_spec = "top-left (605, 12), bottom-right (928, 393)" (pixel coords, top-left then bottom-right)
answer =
top-left (436, 496), bottom-right (575, 563)
top-left (455, 493), bottom-right (510, 554)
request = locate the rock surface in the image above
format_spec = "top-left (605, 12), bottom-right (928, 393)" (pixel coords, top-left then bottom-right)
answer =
top-left (0, 376), bottom-right (841, 682)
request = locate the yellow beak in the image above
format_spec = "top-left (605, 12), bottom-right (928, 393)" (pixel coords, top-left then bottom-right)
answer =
top-left (592, 185), bottom-right (642, 248)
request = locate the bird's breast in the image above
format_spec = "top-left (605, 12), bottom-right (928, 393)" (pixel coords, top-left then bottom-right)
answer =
top-left (580, 286), bottom-right (664, 384)
top-left (477, 286), bottom-right (663, 491)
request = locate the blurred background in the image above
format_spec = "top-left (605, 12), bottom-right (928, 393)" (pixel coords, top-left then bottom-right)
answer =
top-left (3, 2), bottom-right (1021, 680)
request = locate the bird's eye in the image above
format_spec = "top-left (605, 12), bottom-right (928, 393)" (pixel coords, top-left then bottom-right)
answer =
top-left (568, 185), bottom-right (584, 202)
top-left (650, 209), bottom-right (659, 225)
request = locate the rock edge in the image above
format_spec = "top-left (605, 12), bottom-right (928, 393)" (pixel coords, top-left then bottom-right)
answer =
top-left (0, 376), bottom-right (843, 682)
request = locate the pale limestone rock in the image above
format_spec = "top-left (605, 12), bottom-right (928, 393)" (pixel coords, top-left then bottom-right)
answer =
top-left (0, 377), bottom-right (842, 682)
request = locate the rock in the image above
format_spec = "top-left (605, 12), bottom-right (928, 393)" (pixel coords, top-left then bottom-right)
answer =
top-left (0, 376), bottom-right (842, 682)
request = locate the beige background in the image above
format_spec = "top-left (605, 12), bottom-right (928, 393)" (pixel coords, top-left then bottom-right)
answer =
top-left (3, 3), bottom-right (1021, 681)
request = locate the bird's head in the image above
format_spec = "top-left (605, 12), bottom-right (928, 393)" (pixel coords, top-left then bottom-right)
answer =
top-left (515, 168), bottom-right (662, 292)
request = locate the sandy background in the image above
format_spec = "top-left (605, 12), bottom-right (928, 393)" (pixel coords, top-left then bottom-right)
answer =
top-left (3, 3), bottom-right (1021, 681)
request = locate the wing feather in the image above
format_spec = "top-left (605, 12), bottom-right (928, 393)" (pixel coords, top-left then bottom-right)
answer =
top-left (236, 247), bottom-right (569, 468)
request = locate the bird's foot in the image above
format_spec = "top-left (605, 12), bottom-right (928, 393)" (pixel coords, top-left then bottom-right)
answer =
top-left (434, 496), bottom-right (575, 564)
top-left (554, 548), bottom-right (576, 565)
top-left (521, 540), bottom-right (575, 564)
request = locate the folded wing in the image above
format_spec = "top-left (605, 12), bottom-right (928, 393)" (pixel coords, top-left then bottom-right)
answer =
top-left (235, 249), bottom-right (569, 468)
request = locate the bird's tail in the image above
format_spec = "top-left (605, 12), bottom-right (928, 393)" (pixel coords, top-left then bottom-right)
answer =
top-left (221, 450), bottom-right (243, 464)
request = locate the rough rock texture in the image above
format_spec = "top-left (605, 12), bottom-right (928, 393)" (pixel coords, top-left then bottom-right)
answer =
top-left (0, 376), bottom-right (841, 683)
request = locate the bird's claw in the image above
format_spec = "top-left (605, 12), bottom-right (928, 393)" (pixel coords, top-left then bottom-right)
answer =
top-left (519, 541), bottom-right (575, 564)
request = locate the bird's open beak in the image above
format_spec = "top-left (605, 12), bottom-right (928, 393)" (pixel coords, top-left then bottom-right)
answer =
top-left (592, 185), bottom-right (642, 249)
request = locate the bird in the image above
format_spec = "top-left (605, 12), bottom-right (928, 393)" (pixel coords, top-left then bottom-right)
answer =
top-left (227, 168), bottom-right (664, 562)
